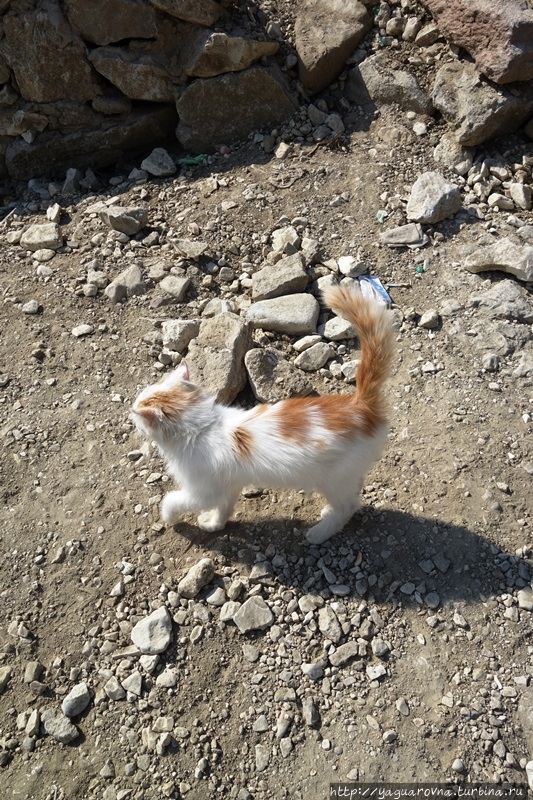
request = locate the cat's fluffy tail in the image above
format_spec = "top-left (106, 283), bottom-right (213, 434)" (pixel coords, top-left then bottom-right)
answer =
top-left (323, 284), bottom-right (396, 428)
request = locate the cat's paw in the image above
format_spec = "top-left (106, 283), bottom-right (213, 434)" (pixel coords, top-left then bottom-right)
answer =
top-left (320, 504), bottom-right (333, 520)
top-left (161, 493), bottom-right (181, 526)
top-left (306, 520), bottom-right (336, 545)
top-left (197, 511), bottom-right (226, 533)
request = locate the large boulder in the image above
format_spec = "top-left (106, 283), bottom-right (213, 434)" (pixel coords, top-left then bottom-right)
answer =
top-left (176, 67), bottom-right (296, 152)
top-left (421, 0), bottom-right (533, 84)
top-left (148, 0), bottom-right (223, 27)
top-left (65, 0), bottom-right (158, 46)
top-left (5, 106), bottom-right (178, 180)
top-left (89, 48), bottom-right (176, 102)
top-left (432, 61), bottom-right (533, 146)
top-left (0, 1), bottom-right (100, 103)
top-left (295, 0), bottom-right (372, 94)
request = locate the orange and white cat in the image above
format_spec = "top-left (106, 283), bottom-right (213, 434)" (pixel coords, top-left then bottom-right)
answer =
top-left (131, 285), bottom-right (395, 545)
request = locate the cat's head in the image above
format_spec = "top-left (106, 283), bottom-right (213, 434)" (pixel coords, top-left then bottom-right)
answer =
top-left (131, 361), bottom-right (202, 442)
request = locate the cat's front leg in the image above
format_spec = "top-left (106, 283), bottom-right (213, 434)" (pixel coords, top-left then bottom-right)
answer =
top-left (197, 490), bottom-right (240, 533)
top-left (161, 490), bottom-right (195, 525)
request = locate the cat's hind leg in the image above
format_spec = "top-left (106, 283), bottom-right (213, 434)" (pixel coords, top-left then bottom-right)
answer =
top-left (306, 488), bottom-right (361, 545)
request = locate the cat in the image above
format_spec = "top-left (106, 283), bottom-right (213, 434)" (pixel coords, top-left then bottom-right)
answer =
top-left (131, 284), bottom-right (396, 545)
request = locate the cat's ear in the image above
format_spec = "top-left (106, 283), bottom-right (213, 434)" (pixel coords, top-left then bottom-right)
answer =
top-left (175, 360), bottom-right (189, 381)
top-left (132, 406), bottom-right (160, 427)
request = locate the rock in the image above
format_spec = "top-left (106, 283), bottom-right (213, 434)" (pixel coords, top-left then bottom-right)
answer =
top-left (245, 347), bottom-right (314, 403)
top-left (371, 638), bottom-right (390, 658)
top-left (159, 275), bottom-right (191, 302)
top-left (255, 743), bottom-right (270, 772)
top-left (22, 300), bottom-right (40, 315)
top-left (509, 183), bottom-right (532, 211)
top-left (72, 324), bottom-right (94, 338)
top-left (406, 172), bottom-right (462, 223)
top-left (432, 61), bottom-right (533, 146)
top-left (0, 666), bottom-right (12, 694)
top-left (337, 255), bottom-right (366, 277)
top-left (61, 682), bottom-right (91, 717)
top-left (141, 148), bottom-right (177, 177)
top-left (252, 253), bottom-right (308, 300)
top-left (379, 223), bottom-right (428, 248)
top-left (271, 226), bottom-right (301, 255)
top-left (295, 0), bottom-right (372, 94)
top-left (122, 671), bottom-right (142, 696)
top-left (66, 0), bottom-right (158, 46)
top-left (187, 313), bottom-right (252, 404)
top-left (20, 223), bottom-right (62, 251)
top-left (301, 662), bottom-right (325, 681)
top-left (527, 762), bottom-right (533, 793)
top-left (130, 606), bottom-right (173, 654)
top-left (513, 353), bottom-right (533, 378)
top-left (247, 294), bottom-right (320, 336)
top-left (464, 238), bottom-right (533, 282)
top-left (366, 664), bottom-right (387, 681)
top-left (302, 697), bottom-right (321, 728)
top-left (420, 0), bottom-right (533, 84)
top-left (220, 601), bottom-right (241, 623)
top-left (41, 709), bottom-right (79, 743)
top-left (418, 309), bottom-right (440, 329)
top-left (104, 676), bottom-right (127, 700)
top-left (187, 33), bottom-right (279, 78)
top-left (471, 279), bottom-right (533, 324)
top-left (6, 106), bottom-right (178, 181)
top-left (294, 342), bottom-right (334, 371)
top-left (105, 264), bottom-right (146, 303)
top-left (161, 319), bottom-right (200, 353)
top-left (99, 205), bottom-right (148, 235)
top-left (318, 606), bottom-right (342, 643)
top-left (172, 239), bottom-right (209, 260)
top-left (433, 132), bottom-right (474, 175)
top-left (318, 317), bottom-right (356, 340)
top-left (346, 52), bottom-right (433, 114)
top-left (452, 758), bottom-right (465, 773)
top-left (176, 67), bottom-right (296, 153)
top-left (233, 597), bottom-right (274, 633)
top-left (1, 4), bottom-right (100, 103)
top-left (517, 588), bottom-right (533, 611)
top-left (329, 641), bottom-right (359, 667)
top-left (149, 0), bottom-right (222, 26)
top-left (89, 47), bottom-right (175, 103)
top-left (178, 558), bottom-right (215, 599)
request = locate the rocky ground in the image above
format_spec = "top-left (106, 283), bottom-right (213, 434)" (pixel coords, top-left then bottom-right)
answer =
top-left (1, 3), bottom-right (533, 800)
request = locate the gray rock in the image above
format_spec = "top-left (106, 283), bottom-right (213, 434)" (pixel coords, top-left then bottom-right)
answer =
top-left (0, 666), bottom-right (12, 694)
top-left (105, 264), bottom-right (146, 303)
top-left (371, 638), bottom-right (390, 658)
top-left (318, 317), bottom-right (355, 340)
top-left (61, 682), bottom-right (91, 717)
top-left (22, 300), bottom-right (40, 315)
top-left (513, 353), bottom-right (533, 378)
top-left (329, 641), bottom-right (359, 667)
top-left (432, 61), bottom-right (533, 146)
top-left (295, 0), bottom-right (372, 94)
top-left (187, 32), bottom-right (279, 78)
top-left (161, 319), bottom-right (200, 353)
top-left (72, 324), bottom-right (94, 338)
top-left (406, 172), bottom-right (462, 224)
top-left (337, 255), bottom-right (366, 277)
top-left (318, 606), bottom-right (342, 644)
top-left (347, 52), bottom-right (433, 114)
top-left (187, 313), bottom-right (252, 404)
top-left (527, 762), bottom-right (533, 793)
top-left (464, 238), bottom-right (533, 283)
top-left (159, 275), bottom-right (191, 302)
top-left (41, 709), bottom-right (79, 743)
top-left (104, 676), bottom-right (126, 700)
top-left (178, 558), bottom-right (215, 599)
top-left (233, 596), bottom-right (274, 633)
top-left (294, 342), bottom-right (334, 371)
top-left (433, 132), bottom-right (474, 176)
top-left (301, 662), bottom-right (325, 681)
top-left (172, 239), bottom-right (209, 260)
top-left (66, 0), bottom-right (158, 46)
top-left (122, 671), bottom-right (142, 696)
top-left (89, 47), bottom-right (175, 103)
top-left (220, 601), bottom-right (241, 623)
top-left (20, 223), bottom-right (62, 251)
top-left (141, 147), bottom-right (177, 177)
top-left (470, 280), bottom-right (533, 324)
top-left (366, 664), bottom-right (386, 681)
top-left (518, 588), bottom-right (533, 611)
top-left (252, 253), bottom-right (308, 300)
top-left (130, 606), bottom-right (173, 654)
top-left (418, 309), bottom-right (440, 329)
top-left (255, 743), bottom-right (270, 772)
top-left (271, 226), bottom-right (301, 255)
top-left (245, 347), bottom-right (314, 403)
top-left (302, 696), bottom-right (321, 728)
top-left (99, 205), bottom-right (148, 235)
top-left (176, 67), bottom-right (296, 153)
top-left (509, 183), bottom-right (532, 211)
top-left (247, 294), bottom-right (320, 336)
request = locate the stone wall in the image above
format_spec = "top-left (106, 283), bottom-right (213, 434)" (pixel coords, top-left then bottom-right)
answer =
top-left (0, 0), bottom-right (296, 179)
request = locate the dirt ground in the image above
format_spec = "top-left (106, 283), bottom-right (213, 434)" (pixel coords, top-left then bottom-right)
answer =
top-left (1, 16), bottom-right (533, 800)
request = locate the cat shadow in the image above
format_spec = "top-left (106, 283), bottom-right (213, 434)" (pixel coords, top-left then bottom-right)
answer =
top-left (168, 505), bottom-right (531, 610)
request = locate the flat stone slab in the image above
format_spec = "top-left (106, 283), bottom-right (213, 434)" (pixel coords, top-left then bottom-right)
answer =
top-left (246, 293), bottom-right (320, 336)
top-left (252, 253), bottom-right (308, 300)
top-left (406, 171), bottom-right (462, 223)
top-left (464, 238), bottom-right (533, 283)
top-left (233, 596), bottom-right (274, 633)
top-left (130, 606), bottom-right (173, 654)
top-left (20, 223), bottom-right (62, 251)
top-left (99, 205), bottom-right (148, 235)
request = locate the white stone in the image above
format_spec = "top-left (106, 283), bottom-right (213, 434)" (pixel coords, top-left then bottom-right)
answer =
top-left (130, 606), bottom-right (172, 654)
